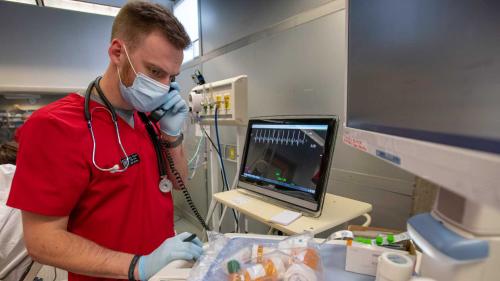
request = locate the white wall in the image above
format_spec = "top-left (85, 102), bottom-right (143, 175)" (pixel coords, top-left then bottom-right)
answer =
top-left (200, 0), bottom-right (333, 53)
top-left (175, 0), bottom-right (416, 232)
top-left (0, 1), bottom-right (113, 89)
top-left (0, 0), bottom-right (172, 90)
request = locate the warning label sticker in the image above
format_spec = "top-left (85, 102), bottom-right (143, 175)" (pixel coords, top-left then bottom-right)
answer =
top-left (343, 134), bottom-right (368, 152)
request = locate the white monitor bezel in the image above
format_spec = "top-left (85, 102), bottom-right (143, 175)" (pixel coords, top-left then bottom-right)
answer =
top-left (344, 0), bottom-right (500, 210)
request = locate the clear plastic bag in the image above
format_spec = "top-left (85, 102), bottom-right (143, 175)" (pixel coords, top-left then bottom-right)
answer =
top-left (189, 231), bottom-right (231, 281)
top-left (189, 232), bottom-right (324, 281)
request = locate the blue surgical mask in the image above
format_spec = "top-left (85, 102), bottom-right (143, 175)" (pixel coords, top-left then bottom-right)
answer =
top-left (118, 45), bottom-right (170, 112)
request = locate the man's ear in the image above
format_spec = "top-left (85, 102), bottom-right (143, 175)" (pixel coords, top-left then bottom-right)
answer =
top-left (108, 39), bottom-right (122, 66)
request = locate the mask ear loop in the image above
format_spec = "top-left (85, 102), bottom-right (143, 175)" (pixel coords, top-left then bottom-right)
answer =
top-left (117, 43), bottom-right (136, 87)
top-left (117, 67), bottom-right (126, 86)
top-left (117, 43), bottom-right (138, 90)
top-left (122, 44), bottom-right (138, 75)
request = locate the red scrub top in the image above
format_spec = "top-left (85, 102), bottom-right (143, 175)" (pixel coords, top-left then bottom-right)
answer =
top-left (7, 93), bottom-right (175, 281)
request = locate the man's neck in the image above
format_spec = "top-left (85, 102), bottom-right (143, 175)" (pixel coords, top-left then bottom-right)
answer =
top-left (99, 66), bottom-right (133, 111)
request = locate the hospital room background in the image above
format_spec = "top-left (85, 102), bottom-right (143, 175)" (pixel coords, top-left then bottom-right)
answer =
top-left (0, 0), bottom-right (439, 280)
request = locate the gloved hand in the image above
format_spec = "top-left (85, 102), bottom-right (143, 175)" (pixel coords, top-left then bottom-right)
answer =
top-left (158, 82), bottom-right (189, 136)
top-left (138, 232), bottom-right (203, 281)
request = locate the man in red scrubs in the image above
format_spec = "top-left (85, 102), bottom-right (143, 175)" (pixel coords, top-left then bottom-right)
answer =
top-left (7, 2), bottom-right (202, 281)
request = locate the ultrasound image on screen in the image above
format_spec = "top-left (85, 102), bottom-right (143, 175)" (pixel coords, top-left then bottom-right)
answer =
top-left (241, 124), bottom-right (328, 201)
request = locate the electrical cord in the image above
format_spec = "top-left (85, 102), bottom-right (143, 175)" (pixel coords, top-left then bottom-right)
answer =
top-left (193, 115), bottom-right (220, 156)
top-left (188, 153), bottom-right (204, 180)
top-left (196, 114), bottom-right (240, 230)
top-left (163, 146), bottom-right (210, 230)
top-left (52, 267), bottom-right (57, 281)
top-left (198, 123), bottom-right (232, 225)
top-left (198, 126), bottom-right (226, 189)
top-left (214, 107), bottom-right (230, 191)
top-left (187, 134), bottom-right (205, 180)
top-left (199, 125), bottom-right (220, 155)
top-left (188, 133), bottom-right (205, 166)
top-left (140, 111), bottom-right (210, 231)
top-left (200, 125), bottom-right (232, 194)
top-left (214, 107), bottom-right (239, 231)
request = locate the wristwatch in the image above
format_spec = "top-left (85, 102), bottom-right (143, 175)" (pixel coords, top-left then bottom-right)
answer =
top-left (161, 133), bottom-right (184, 148)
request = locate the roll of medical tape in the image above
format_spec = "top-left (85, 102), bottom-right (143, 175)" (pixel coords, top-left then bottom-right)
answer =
top-left (375, 252), bottom-right (414, 281)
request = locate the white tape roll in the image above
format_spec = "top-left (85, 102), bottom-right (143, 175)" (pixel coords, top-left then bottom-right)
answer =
top-left (375, 252), bottom-right (414, 281)
top-left (189, 92), bottom-right (203, 113)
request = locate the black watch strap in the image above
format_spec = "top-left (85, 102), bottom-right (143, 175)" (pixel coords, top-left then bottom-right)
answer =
top-left (128, 255), bottom-right (140, 281)
top-left (161, 133), bottom-right (184, 148)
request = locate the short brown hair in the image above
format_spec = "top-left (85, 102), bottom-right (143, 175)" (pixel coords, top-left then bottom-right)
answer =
top-left (112, 1), bottom-right (191, 50)
top-left (0, 141), bottom-right (18, 165)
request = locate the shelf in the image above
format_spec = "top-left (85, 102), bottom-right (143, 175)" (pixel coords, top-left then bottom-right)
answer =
top-left (0, 85), bottom-right (85, 95)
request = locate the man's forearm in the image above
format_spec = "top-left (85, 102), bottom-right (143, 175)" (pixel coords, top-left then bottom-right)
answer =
top-left (23, 213), bottom-right (138, 279)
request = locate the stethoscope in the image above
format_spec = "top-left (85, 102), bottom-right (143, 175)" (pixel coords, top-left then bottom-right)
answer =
top-left (84, 76), bottom-right (173, 193)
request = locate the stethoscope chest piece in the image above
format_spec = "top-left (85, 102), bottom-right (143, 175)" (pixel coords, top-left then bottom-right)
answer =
top-left (159, 177), bottom-right (173, 193)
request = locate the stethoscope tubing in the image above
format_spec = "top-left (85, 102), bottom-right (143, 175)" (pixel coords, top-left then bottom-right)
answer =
top-left (87, 107), bottom-right (129, 173)
top-left (84, 77), bottom-right (170, 191)
top-left (85, 77), bottom-right (130, 173)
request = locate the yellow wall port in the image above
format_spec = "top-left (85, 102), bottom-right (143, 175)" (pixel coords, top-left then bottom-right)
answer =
top-left (215, 95), bottom-right (222, 109)
top-left (224, 94), bottom-right (231, 110)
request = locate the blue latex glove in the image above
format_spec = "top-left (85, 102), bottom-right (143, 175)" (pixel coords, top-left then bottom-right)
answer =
top-left (138, 232), bottom-right (203, 281)
top-left (158, 83), bottom-right (189, 136)
top-left (165, 82), bottom-right (181, 100)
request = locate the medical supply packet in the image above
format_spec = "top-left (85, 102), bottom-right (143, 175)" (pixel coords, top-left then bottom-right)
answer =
top-left (189, 232), bottom-right (324, 281)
